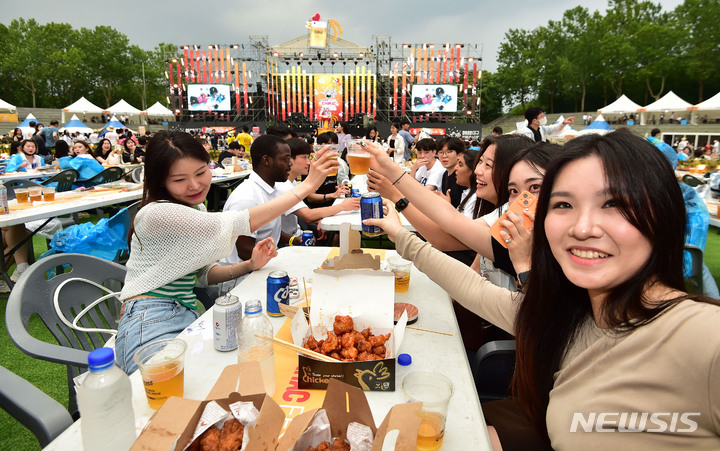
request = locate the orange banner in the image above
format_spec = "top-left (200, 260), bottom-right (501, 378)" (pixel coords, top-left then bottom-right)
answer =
top-left (314, 74), bottom-right (343, 121)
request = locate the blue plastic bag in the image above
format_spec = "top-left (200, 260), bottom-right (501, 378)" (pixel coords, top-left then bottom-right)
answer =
top-left (47, 208), bottom-right (130, 261)
top-left (58, 156), bottom-right (104, 180)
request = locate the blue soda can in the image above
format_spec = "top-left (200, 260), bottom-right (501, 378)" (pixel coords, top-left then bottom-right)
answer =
top-left (360, 192), bottom-right (383, 236)
top-left (351, 189), bottom-right (361, 198)
top-left (266, 270), bottom-right (290, 317)
top-left (300, 230), bottom-right (314, 246)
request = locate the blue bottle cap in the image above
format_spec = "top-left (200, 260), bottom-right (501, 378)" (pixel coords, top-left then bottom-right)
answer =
top-left (88, 347), bottom-right (115, 371)
top-left (398, 353), bottom-right (412, 366)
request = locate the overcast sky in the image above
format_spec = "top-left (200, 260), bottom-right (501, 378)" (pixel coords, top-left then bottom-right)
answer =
top-left (3, 0), bottom-right (684, 72)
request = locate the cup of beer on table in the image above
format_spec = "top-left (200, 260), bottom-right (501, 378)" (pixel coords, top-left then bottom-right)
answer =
top-left (346, 139), bottom-right (372, 175)
top-left (14, 188), bottom-right (29, 204)
top-left (133, 338), bottom-right (187, 410)
top-left (402, 371), bottom-right (455, 451)
top-left (28, 187), bottom-right (42, 203)
top-left (42, 187), bottom-right (55, 202)
top-left (388, 255), bottom-right (412, 292)
top-left (314, 144), bottom-right (339, 176)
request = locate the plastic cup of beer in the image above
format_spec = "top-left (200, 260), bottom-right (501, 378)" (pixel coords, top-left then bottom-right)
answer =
top-left (346, 139), bottom-right (372, 175)
top-left (388, 255), bottom-right (412, 292)
top-left (402, 371), bottom-right (454, 451)
top-left (314, 144), bottom-right (339, 176)
top-left (28, 187), bottom-right (42, 203)
top-left (133, 338), bottom-right (187, 410)
top-left (14, 188), bottom-right (29, 204)
top-left (42, 187), bottom-right (55, 201)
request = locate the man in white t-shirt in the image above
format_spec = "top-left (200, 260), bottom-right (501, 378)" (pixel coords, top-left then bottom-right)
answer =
top-left (105, 126), bottom-right (119, 146)
top-left (410, 138), bottom-right (445, 191)
top-left (220, 135), bottom-right (303, 279)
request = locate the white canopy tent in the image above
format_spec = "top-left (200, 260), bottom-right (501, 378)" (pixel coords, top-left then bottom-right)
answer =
top-left (141, 101), bottom-right (174, 117)
top-left (105, 99), bottom-right (142, 116)
top-left (575, 114), bottom-right (614, 136)
top-left (18, 113), bottom-right (37, 138)
top-left (0, 98), bottom-right (17, 113)
top-left (62, 96), bottom-right (104, 122)
top-left (637, 91), bottom-right (693, 125)
top-left (688, 92), bottom-right (720, 124)
top-left (597, 94), bottom-right (643, 116)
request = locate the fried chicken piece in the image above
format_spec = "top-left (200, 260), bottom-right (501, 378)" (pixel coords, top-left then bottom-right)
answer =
top-left (340, 346), bottom-right (358, 360)
top-left (372, 345), bottom-right (386, 357)
top-left (330, 438), bottom-right (351, 451)
top-left (321, 332), bottom-right (340, 354)
top-left (340, 331), bottom-right (356, 349)
top-left (219, 419), bottom-right (244, 451)
top-left (329, 352), bottom-right (341, 360)
top-left (360, 327), bottom-right (372, 340)
top-left (358, 351), bottom-right (378, 361)
top-left (333, 315), bottom-right (354, 336)
top-left (198, 426), bottom-right (221, 451)
top-left (304, 335), bottom-right (320, 352)
top-left (356, 339), bottom-right (371, 353)
top-left (368, 333), bottom-right (391, 347)
top-left (316, 440), bottom-right (331, 451)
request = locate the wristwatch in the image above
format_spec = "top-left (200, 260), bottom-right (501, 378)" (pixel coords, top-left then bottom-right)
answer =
top-left (395, 198), bottom-right (410, 212)
top-left (516, 271), bottom-right (530, 287)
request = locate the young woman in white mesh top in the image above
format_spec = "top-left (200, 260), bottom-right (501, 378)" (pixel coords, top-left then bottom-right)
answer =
top-left (114, 131), bottom-right (337, 373)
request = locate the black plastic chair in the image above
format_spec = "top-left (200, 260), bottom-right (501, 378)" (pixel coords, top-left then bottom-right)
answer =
top-left (5, 253), bottom-right (127, 418)
top-left (75, 167), bottom-right (125, 188)
top-left (0, 364), bottom-right (73, 447)
top-left (41, 169), bottom-right (80, 192)
top-left (684, 243), bottom-right (704, 295)
top-left (4, 179), bottom-right (43, 201)
top-left (471, 340), bottom-right (516, 403)
top-left (682, 174), bottom-right (706, 187)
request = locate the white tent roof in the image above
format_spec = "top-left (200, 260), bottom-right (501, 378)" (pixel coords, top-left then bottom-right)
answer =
top-left (105, 99), bottom-right (142, 115)
top-left (639, 91), bottom-right (693, 112)
top-left (60, 114), bottom-right (93, 134)
top-left (689, 91), bottom-right (720, 112)
top-left (142, 101), bottom-right (174, 116)
top-left (575, 114), bottom-right (613, 136)
top-left (63, 96), bottom-right (104, 114)
top-left (0, 98), bottom-right (17, 113)
top-left (598, 94), bottom-right (643, 114)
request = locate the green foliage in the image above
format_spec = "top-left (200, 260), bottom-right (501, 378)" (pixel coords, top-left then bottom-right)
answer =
top-left (0, 18), bottom-right (178, 111)
top-left (494, 0), bottom-right (720, 115)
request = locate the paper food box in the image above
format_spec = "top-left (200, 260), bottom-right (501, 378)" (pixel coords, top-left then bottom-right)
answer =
top-left (277, 379), bottom-right (422, 451)
top-left (131, 362), bottom-right (285, 451)
top-left (290, 249), bottom-right (407, 392)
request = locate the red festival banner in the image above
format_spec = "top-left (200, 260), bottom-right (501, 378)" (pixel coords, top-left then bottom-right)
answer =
top-left (463, 61), bottom-right (469, 107)
top-left (410, 48), bottom-right (415, 83)
top-left (234, 62), bottom-right (241, 115)
top-left (428, 49), bottom-right (434, 84)
top-left (448, 48), bottom-right (454, 83)
top-left (401, 63), bottom-right (407, 116)
top-left (392, 64), bottom-right (398, 115)
top-left (314, 74), bottom-right (343, 121)
top-left (472, 62), bottom-right (478, 113)
top-left (176, 62), bottom-right (182, 108)
top-left (243, 62), bottom-right (249, 114)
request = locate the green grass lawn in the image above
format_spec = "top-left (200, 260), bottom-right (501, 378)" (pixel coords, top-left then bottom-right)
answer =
top-left (2, 228), bottom-right (720, 450)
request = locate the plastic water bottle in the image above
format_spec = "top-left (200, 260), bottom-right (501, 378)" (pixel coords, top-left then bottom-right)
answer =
top-left (236, 299), bottom-right (276, 396)
top-left (209, 159), bottom-right (216, 170)
top-left (0, 181), bottom-right (8, 215)
top-left (77, 348), bottom-right (136, 450)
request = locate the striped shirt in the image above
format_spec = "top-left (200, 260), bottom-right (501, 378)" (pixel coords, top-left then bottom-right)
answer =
top-left (146, 273), bottom-right (198, 309)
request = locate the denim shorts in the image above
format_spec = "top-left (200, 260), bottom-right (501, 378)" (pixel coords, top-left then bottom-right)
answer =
top-left (114, 298), bottom-right (199, 374)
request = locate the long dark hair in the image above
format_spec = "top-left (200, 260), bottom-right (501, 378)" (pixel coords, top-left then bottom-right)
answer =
top-left (95, 138), bottom-right (112, 157)
top-left (457, 148), bottom-right (479, 217)
top-left (513, 130), bottom-right (718, 434)
top-left (142, 130), bottom-right (210, 207)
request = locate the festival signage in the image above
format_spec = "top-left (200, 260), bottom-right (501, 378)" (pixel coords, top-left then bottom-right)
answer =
top-left (309, 20), bottom-right (328, 49)
top-left (314, 74), bottom-right (344, 121)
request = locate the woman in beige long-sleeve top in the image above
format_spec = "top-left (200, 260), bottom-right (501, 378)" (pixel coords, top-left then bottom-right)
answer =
top-left (364, 130), bottom-right (720, 451)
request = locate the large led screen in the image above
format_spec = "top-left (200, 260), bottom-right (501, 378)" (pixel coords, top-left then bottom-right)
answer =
top-left (410, 84), bottom-right (458, 113)
top-left (187, 84), bottom-right (231, 111)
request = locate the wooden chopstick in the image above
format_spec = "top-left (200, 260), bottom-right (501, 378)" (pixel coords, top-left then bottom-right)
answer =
top-left (406, 326), bottom-right (453, 336)
top-left (255, 334), bottom-right (341, 362)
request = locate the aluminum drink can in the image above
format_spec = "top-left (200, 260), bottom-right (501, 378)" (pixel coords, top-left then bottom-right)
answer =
top-left (300, 230), bottom-right (314, 246)
top-left (267, 270), bottom-right (290, 317)
top-left (351, 189), bottom-right (361, 198)
top-left (360, 192), bottom-right (383, 236)
top-left (213, 294), bottom-right (242, 351)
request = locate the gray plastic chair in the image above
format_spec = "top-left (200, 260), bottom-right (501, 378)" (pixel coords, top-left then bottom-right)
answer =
top-left (4, 179), bottom-right (42, 201)
top-left (0, 364), bottom-right (74, 447)
top-left (471, 340), bottom-right (516, 403)
top-left (684, 243), bottom-right (704, 295)
top-left (5, 253), bottom-right (126, 418)
top-left (41, 169), bottom-right (80, 192)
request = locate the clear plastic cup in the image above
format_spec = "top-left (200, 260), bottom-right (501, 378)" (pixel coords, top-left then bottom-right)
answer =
top-left (42, 186), bottom-right (55, 201)
top-left (388, 255), bottom-right (412, 292)
top-left (314, 144), bottom-right (339, 177)
top-left (402, 371), bottom-right (454, 451)
top-left (345, 139), bottom-right (372, 175)
top-left (28, 187), bottom-right (42, 203)
top-left (133, 338), bottom-right (187, 410)
top-left (15, 188), bottom-right (29, 204)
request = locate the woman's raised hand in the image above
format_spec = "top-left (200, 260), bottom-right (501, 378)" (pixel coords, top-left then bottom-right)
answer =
top-left (363, 199), bottom-right (403, 242)
top-left (249, 237), bottom-right (278, 271)
top-left (363, 141), bottom-right (400, 178)
top-left (498, 210), bottom-right (535, 274)
top-left (305, 145), bottom-right (339, 189)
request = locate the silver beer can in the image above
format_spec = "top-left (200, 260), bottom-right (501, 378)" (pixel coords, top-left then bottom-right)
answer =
top-left (213, 294), bottom-right (242, 351)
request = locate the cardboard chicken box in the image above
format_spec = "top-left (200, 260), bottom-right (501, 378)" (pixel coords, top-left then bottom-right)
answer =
top-left (277, 379), bottom-right (422, 451)
top-left (290, 249), bottom-right (408, 392)
top-left (131, 362), bottom-right (284, 451)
